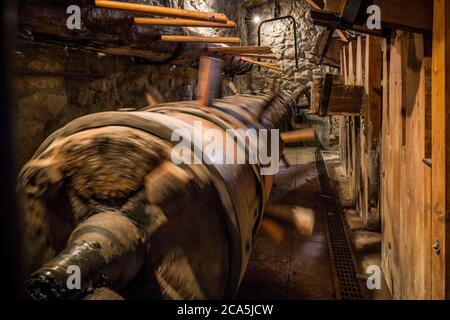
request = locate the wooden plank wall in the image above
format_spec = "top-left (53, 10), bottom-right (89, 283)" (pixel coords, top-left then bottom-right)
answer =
top-left (339, 35), bottom-right (382, 230)
top-left (339, 30), bottom-right (433, 299)
top-left (380, 30), bottom-right (432, 299)
top-left (327, 0), bottom-right (450, 300)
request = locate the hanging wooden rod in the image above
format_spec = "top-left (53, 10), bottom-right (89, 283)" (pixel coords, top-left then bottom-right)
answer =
top-left (134, 17), bottom-right (236, 28)
top-left (160, 35), bottom-right (240, 43)
top-left (240, 57), bottom-right (280, 71)
top-left (207, 46), bottom-right (273, 54)
top-left (232, 53), bottom-right (277, 60)
top-left (95, 0), bottom-right (228, 23)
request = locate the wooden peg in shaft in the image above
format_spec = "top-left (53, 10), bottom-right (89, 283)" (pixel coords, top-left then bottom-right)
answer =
top-left (227, 81), bottom-right (239, 95)
top-left (198, 56), bottom-right (224, 107)
top-left (265, 204), bottom-right (315, 237)
top-left (145, 84), bottom-right (165, 107)
top-left (281, 128), bottom-right (316, 145)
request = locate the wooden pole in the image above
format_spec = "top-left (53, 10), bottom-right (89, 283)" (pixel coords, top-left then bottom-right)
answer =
top-left (240, 57), bottom-right (280, 71)
top-left (264, 204), bottom-right (315, 237)
top-left (198, 56), bottom-right (223, 107)
top-left (134, 17), bottom-right (236, 28)
top-left (260, 218), bottom-right (285, 244)
top-left (232, 53), bottom-right (277, 60)
top-left (281, 128), bottom-right (316, 145)
top-left (227, 81), bottom-right (239, 95)
top-left (145, 84), bottom-right (165, 107)
top-left (363, 35), bottom-right (382, 230)
top-left (207, 46), bottom-right (273, 54)
top-left (160, 35), bottom-right (240, 43)
top-left (95, 0), bottom-right (229, 23)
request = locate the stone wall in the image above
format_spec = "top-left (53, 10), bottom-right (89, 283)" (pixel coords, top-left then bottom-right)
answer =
top-left (15, 44), bottom-right (203, 168)
top-left (15, 0), bottom-right (337, 168)
top-left (246, 0), bottom-right (335, 92)
top-left (14, 0), bottom-right (247, 168)
top-left (244, 0), bottom-right (338, 147)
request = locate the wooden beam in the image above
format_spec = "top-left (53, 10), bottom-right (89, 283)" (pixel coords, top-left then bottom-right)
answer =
top-left (363, 34), bottom-right (382, 230)
top-left (325, 0), bottom-right (346, 12)
top-left (228, 53), bottom-right (277, 60)
top-left (281, 128), bottom-right (316, 144)
top-left (342, 45), bottom-right (348, 84)
top-left (340, 0), bottom-right (363, 26)
top-left (95, 0), bottom-right (228, 23)
top-left (207, 46), bottom-right (273, 54)
top-left (305, 0), bottom-right (348, 43)
top-left (348, 41), bottom-right (356, 85)
top-left (322, 0), bottom-right (432, 33)
top-left (160, 35), bottom-right (240, 43)
top-left (432, 0), bottom-right (450, 300)
top-left (372, 0), bottom-right (432, 33)
top-left (239, 57), bottom-right (280, 71)
top-left (312, 28), bottom-right (345, 68)
top-left (327, 85), bottom-right (364, 116)
top-left (310, 9), bottom-right (383, 36)
top-left (356, 36), bottom-right (364, 86)
top-left (311, 75), bottom-right (364, 116)
top-left (134, 17), bottom-right (236, 28)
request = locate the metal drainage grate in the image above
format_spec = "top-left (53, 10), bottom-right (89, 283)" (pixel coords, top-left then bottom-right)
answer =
top-left (315, 150), bottom-right (364, 300)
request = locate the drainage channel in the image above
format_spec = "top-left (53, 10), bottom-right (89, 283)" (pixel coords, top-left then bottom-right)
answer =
top-left (315, 150), bottom-right (364, 300)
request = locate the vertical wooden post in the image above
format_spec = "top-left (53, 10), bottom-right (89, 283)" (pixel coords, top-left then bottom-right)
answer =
top-left (340, 48), bottom-right (348, 174)
top-left (364, 35), bottom-right (382, 230)
top-left (356, 36), bottom-right (365, 218)
top-left (348, 41), bottom-right (357, 206)
top-left (432, 0), bottom-right (450, 300)
top-left (342, 46), bottom-right (348, 84)
top-left (381, 36), bottom-right (393, 295)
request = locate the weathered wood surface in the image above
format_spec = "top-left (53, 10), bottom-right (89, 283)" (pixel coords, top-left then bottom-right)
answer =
top-left (380, 30), bottom-right (432, 299)
top-left (321, 0), bottom-right (432, 32)
top-left (311, 77), bottom-right (364, 116)
top-left (311, 29), bottom-right (345, 68)
top-left (362, 35), bottom-right (382, 230)
top-left (431, 0), bottom-right (450, 300)
top-left (96, 0), bottom-right (229, 23)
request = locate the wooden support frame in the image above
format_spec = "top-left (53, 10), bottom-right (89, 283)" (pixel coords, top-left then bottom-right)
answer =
top-left (381, 29), bottom-right (433, 299)
top-left (311, 0), bottom-right (433, 33)
top-left (311, 29), bottom-right (345, 68)
top-left (363, 34), bottom-right (382, 230)
top-left (310, 74), bottom-right (364, 117)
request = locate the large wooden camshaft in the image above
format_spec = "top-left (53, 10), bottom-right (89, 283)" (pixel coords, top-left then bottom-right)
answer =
top-left (18, 91), bottom-right (299, 300)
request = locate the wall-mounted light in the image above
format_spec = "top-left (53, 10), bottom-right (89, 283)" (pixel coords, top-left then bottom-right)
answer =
top-left (253, 16), bottom-right (261, 24)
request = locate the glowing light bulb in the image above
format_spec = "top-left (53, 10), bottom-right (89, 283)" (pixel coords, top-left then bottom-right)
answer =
top-left (253, 16), bottom-right (261, 24)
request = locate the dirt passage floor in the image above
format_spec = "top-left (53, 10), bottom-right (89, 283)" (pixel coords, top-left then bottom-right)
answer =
top-left (236, 147), bottom-right (336, 300)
